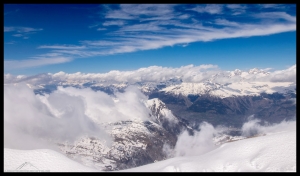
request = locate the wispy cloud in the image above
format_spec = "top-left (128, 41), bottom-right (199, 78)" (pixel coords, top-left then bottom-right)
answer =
top-left (36, 19), bottom-right (295, 60)
top-left (4, 26), bottom-right (43, 39)
top-left (102, 20), bottom-right (126, 26)
top-left (214, 19), bottom-right (240, 27)
top-left (12, 34), bottom-right (23, 37)
top-left (4, 26), bottom-right (43, 33)
top-left (253, 12), bottom-right (296, 22)
top-left (5, 41), bottom-right (17, 45)
top-left (97, 27), bottom-right (107, 31)
top-left (77, 4), bottom-right (295, 56)
top-left (226, 4), bottom-right (247, 15)
top-left (5, 4), bottom-right (295, 69)
top-left (79, 22), bottom-right (295, 56)
top-left (38, 45), bottom-right (86, 50)
top-left (120, 4), bottom-right (175, 16)
top-left (105, 10), bottom-right (134, 20)
top-left (188, 4), bottom-right (223, 14)
top-left (259, 4), bottom-right (287, 9)
top-left (4, 9), bottom-right (19, 16)
top-left (104, 4), bottom-right (176, 21)
top-left (4, 57), bottom-right (72, 70)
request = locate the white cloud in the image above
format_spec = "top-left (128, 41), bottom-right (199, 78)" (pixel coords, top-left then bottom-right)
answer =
top-left (189, 4), bottom-right (223, 14)
top-left (79, 17), bottom-right (295, 56)
top-left (55, 85), bottom-right (150, 123)
top-left (174, 117), bottom-right (296, 159)
top-left (4, 26), bottom-right (43, 33)
top-left (175, 122), bottom-right (218, 157)
top-left (226, 4), bottom-right (243, 9)
top-left (119, 4), bottom-right (175, 17)
top-left (97, 27), bottom-right (107, 31)
top-left (4, 26), bottom-right (43, 39)
top-left (178, 14), bottom-right (190, 19)
top-left (4, 57), bottom-right (72, 70)
top-left (105, 7), bottom-right (134, 20)
top-left (253, 12), bottom-right (296, 22)
top-left (119, 23), bottom-right (163, 32)
top-left (4, 64), bottom-right (296, 85)
top-left (104, 4), bottom-right (176, 20)
top-left (38, 45), bottom-right (86, 50)
top-left (48, 64), bottom-right (219, 84)
top-left (226, 4), bottom-right (247, 15)
top-left (259, 4), bottom-right (287, 9)
top-left (214, 19), bottom-right (240, 27)
top-left (102, 20), bottom-right (126, 26)
top-left (91, 5), bottom-right (295, 56)
top-left (267, 65), bottom-right (296, 82)
top-left (12, 5), bottom-right (294, 67)
top-left (4, 83), bottom-right (153, 150)
top-left (124, 119), bottom-right (296, 172)
top-left (4, 83), bottom-right (110, 149)
top-left (12, 33), bottom-right (23, 37)
top-left (241, 116), bottom-right (296, 137)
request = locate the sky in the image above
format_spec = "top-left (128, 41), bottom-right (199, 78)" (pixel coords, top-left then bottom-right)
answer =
top-left (4, 4), bottom-right (296, 76)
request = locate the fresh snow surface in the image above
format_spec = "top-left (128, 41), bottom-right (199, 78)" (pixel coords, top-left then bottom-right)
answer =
top-left (161, 82), bottom-right (295, 98)
top-left (122, 121), bottom-right (296, 172)
top-left (4, 121), bottom-right (296, 172)
top-left (146, 98), bottom-right (178, 123)
top-left (4, 148), bottom-right (99, 172)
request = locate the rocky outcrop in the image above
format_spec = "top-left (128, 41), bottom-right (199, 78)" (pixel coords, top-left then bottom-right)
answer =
top-left (57, 98), bottom-right (190, 171)
top-left (149, 91), bottom-right (296, 128)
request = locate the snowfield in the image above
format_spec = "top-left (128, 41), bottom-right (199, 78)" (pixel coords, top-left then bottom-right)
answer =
top-left (4, 148), bottom-right (99, 172)
top-left (161, 81), bottom-right (296, 98)
top-left (4, 121), bottom-right (296, 172)
top-left (123, 121), bottom-right (296, 172)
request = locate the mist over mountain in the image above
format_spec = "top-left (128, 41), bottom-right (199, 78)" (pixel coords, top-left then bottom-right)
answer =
top-left (4, 3), bottom-right (296, 172)
top-left (4, 65), bottom-right (296, 171)
top-left (5, 64), bottom-right (296, 127)
top-left (4, 64), bottom-right (296, 85)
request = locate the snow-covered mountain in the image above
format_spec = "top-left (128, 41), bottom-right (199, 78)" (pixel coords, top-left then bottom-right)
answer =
top-left (160, 81), bottom-right (295, 98)
top-left (55, 98), bottom-right (191, 171)
top-left (122, 120), bottom-right (296, 172)
top-left (4, 65), bottom-right (296, 172)
top-left (4, 65), bottom-right (296, 99)
top-left (5, 120), bottom-right (296, 172)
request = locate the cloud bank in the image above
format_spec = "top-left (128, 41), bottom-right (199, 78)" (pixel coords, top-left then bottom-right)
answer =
top-left (173, 118), bottom-right (296, 158)
top-left (241, 117), bottom-right (296, 137)
top-left (4, 84), bottom-right (151, 150)
top-left (4, 64), bottom-right (296, 85)
top-left (174, 122), bottom-right (218, 157)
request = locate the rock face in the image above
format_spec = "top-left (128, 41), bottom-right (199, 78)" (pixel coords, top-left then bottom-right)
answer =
top-left (58, 98), bottom-right (191, 171)
top-left (148, 91), bottom-right (296, 128)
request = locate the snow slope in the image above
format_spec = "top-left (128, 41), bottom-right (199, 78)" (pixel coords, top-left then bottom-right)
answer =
top-left (4, 148), bottom-right (99, 172)
top-left (161, 82), bottom-right (295, 98)
top-left (4, 121), bottom-right (296, 172)
top-left (4, 121), bottom-right (295, 172)
top-left (122, 121), bottom-right (296, 172)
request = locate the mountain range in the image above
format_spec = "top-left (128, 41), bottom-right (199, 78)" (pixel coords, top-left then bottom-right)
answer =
top-left (4, 66), bottom-right (296, 171)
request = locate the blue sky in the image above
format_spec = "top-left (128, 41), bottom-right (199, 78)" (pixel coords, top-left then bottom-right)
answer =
top-left (4, 4), bottom-right (296, 75)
